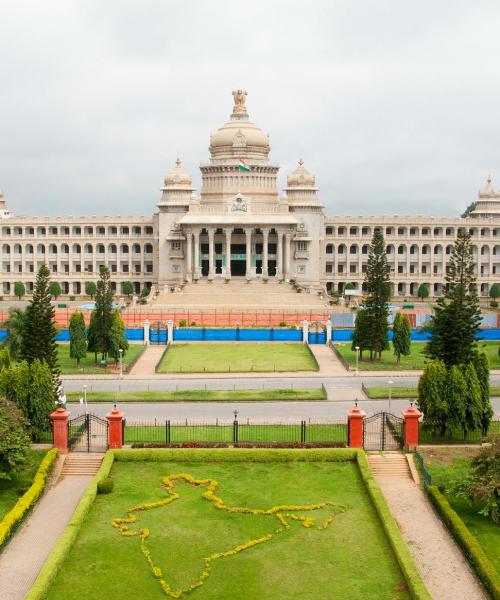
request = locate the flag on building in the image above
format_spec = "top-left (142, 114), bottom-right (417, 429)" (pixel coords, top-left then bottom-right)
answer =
top-left (238, 159), bottom-right (250, 172)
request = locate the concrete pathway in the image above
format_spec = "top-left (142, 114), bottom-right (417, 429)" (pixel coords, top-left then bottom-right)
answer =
top-left (372, 457), bottom-right (488, 600)
top-left (128, 345), bottom-right (165, 377)
top-left (308, 344), bottom-right (348, 375)
top-left (0, 461), bottom-right (92, 600)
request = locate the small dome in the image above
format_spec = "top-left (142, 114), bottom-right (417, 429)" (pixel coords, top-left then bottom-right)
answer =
top-left (163, 159), bottom-right (193, 188)
top-left (286, 160), bottom-right (316, 188)
top-left (479, 174), bottom-right (500, 199)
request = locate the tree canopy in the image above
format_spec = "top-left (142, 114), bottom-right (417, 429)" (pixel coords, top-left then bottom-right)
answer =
top-left (69, 311), bottom-right (87, 367)
top-left (392, 312), bottom-right (411, 363)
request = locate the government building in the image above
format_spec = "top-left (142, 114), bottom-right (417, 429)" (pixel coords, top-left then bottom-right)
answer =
top-left (0, 90), bottom-right (499, 302)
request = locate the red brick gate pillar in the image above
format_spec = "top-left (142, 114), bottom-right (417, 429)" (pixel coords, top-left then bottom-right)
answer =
top-left (347, 403), bottom-right (366, 448)
top-left (106, 405), bottom-right (124, 449)
top-left (50, 407), bottom-right (70, 453)
top-left (402, 404), bottom-right (422, 450)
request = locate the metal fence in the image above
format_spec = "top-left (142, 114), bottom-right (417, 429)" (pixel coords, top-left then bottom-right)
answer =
top-left (419, 418), bottom-right (500, 445)
top-left (414, 450), bottom-right (432, 487)
top-left (124, 419), bottom-right (348, 446)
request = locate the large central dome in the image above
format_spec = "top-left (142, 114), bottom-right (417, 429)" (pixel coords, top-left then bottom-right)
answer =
top-left (208, 90), bottom-right (271, 162)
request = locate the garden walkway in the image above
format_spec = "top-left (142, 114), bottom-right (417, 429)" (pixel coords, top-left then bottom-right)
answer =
top-left (128, 345), bottom-right (165, 377)
top-left (0, 459), bottom-right (93, 600)
top-left (308, 344), bottom-right (349, 375)
top-left (372, 456), bottom-right (488, 600)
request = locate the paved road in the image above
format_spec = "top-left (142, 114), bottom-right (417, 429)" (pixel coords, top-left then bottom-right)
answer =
top-left (70, 397), bottom-right (500, 421)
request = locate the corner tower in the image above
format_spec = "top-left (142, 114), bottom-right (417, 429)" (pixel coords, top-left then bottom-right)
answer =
top-left (199, 90), bottom-right (280, 205)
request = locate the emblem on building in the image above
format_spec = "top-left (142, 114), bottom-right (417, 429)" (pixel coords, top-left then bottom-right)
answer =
top-left (229, 194), bottom-right (249, 213)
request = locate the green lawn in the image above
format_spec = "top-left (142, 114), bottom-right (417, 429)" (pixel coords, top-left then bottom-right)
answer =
top-left (157, 343), bottom-right (318, 373)
top-left (46, 460), bottom-right (411, 600)
top-left (57, 343), bottom-right (145, 374)
top-left (66, 388), bottom-right (326, 403)
top-left (335, 341), bottom-right (500, 371)
top-left (420, 448), bottom-right (500, 572)
top-left (0, 449), bottom-right (46, 521)
top-left (124, 423), bottom-right (347, 445)
top-left (365, 385), bottom-right (500, 399)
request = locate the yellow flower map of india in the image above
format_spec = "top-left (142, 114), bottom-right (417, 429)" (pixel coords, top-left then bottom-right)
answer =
top-left (112, 473), bottom-right (347, 598)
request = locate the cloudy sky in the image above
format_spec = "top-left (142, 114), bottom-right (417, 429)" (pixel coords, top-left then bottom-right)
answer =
top-left (1, 0), bottom-right (499, 217)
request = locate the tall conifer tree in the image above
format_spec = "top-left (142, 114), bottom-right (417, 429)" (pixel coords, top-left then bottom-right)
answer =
top-left (426, 230), bottom-right (481, 366)
top-left (89, 265), bottom-right (114, 361)
top-left (364, 228), bottom-right (391, 359)
top-left (392, 312), bottom-right (411, 364)
top-left (69, 311), bottom-right (87, 367)
top-left (20, 264), bottom-right (60, 386)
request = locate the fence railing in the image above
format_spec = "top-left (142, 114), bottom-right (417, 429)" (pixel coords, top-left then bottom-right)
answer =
top-left (419, 418), bottom-right (500, 445)
top-left (124, 420), bottom-right (348, 446)
top-left (414, 450), bottom-right (432, 487)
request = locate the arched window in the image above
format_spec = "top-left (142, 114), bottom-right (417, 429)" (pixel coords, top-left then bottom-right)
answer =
top-left (326, 244), bottom-right (333, 254)
top-left (85, 244), bottom-right (93, 254)
top-left (72, 244), bottom-right (81, 254)
top-left (49, 244), bottom-right (57, 254)
top-left (120, 244), bottom-right (129, 253)
top-left (108, 244), bottom-right (117, 254)
top-left (97, 244), bottom-right (105, 253)
top-left (397, 244), bottom-right (406, 255)
top-left (349, 244), bottom-right (358, 254)
top-left (37, 243), bottom-right (45, 254)
top-left (2, 244), bottom-right (10, 254)
top-left (25, 244), bottom-right (34, 254)
top-left (433, 244), bottom-right (442, 255)
top-left (61, 244), bottom-right (69, 253)
top-left (144, 243), bottom-right (153, 253)
top-left (133, 243), bottom-right (141, 254)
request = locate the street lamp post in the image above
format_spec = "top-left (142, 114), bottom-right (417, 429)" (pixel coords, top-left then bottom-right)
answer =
top-left (119, 348), bottom-right (123, 380)
top-left (388, 380), bottom-right (394, 413)
top-left (83, 384), bottom-right (88, 415)
top-left (355, 346), bottom-right (360, 377)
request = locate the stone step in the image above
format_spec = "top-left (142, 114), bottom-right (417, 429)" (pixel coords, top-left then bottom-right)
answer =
top-left (367, 454), bottom-right (411, 478)
top-left (61, 453), bottom-right (104, 478)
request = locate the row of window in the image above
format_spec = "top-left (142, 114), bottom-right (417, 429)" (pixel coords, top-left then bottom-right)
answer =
top-left (325, 243), bottom-right (500, 255)
top-left (2, 281), bottom-right (153, 295)
top-left (2, 263), bottom-right (154, 274)
top-left (1, 243), bottom-right (154, 255)
top-left (1, 225), bottom-right (154, 236)
top-left (326, 263), bottom-right (498, 275)
top-left (326, 281), bottom-right (494, 295)
top-left (325, 226), bottom-right (500, 237)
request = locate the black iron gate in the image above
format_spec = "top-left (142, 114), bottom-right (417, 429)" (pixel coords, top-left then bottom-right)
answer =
top-left (363, 412), bottom-right (404, 451)
top-left (68, 414), bottom-right (108, 452)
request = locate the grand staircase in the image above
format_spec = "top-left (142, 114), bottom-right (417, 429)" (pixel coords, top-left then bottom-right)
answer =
top-left (60, 453), bottom-right (104, 478)
top-left (152, 279), bottom-right (329, 309)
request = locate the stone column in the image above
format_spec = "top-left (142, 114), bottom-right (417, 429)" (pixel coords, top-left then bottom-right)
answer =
top-left (245, 229), bottom-right (252, 279)
top-left (193, 229), bottom-right (200, 279)
top-left (226, 229), bottom-right (232, 278)
top-left (403, 404), bottom-right (422, 450)
top-left (143, 320), bottom-right (150, 345)
top-left (285, 233), bottom-right (292, 279)
top-left (50, 407), bottom-right (70, 453)
top-left (262, 228), bottom-right (269, 278)
top-left (302, 319), bottom-right (309, 344)
top-left (186, 230), bottom-right (192, 281)
top-left (208, 228), bottom-right (215, 279)
top-left (106, 406), bottom-right (124, 449)
top-left (326, 321), bottom-right (332, 344)
top-left (347, 403), bottom-right (366, 449)
top-left (276, 229), bottom-right (283, 279)
top-left (167, 319), bottom-right (174, 344)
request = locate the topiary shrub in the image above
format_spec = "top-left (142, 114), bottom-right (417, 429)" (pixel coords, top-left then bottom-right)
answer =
top-left (490, 301), bottom-right (498, 308)
top-left (97, 477), bottom-right (114, 494)
top-left (178, 319), bottom-right (187, 327)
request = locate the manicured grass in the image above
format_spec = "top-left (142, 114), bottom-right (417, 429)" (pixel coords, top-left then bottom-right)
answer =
top-left (157, 343), bottom-right (318, 373)
top-left (335, 340), bottom-right (500, 371)
top-left (124, 422), bottom-right (347, 445)
top-left (66, 388), bottom-right (326, 403)
top-left (366, 385), bottom-right (500, 399)
top-left (46, 460), bottom-right (411, 600)
top-left (420, 448), bottom-right (500, 572)
top-left (57, 343), bottom-right (145, 374)
top-left (0, 449), bottom-right (46, 521)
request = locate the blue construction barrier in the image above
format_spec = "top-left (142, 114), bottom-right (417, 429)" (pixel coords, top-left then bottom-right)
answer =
top-left (173, 328), bottom-right (303, 342)
top-left (332, 327), bottom-right (500, 342)
top-left (308, 331), bottom-right (327, 344)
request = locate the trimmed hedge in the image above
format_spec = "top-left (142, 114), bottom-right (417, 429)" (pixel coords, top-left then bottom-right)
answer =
top-left (357, 452), bottom-right (432, 600)
top-left (130, 441), bottom-right (346, 449)
top-left (427, 484), bottom-right (500, 600)
top-left (0, 448), bottom-right (58, 549)
top-left (25, 452), bottom-right (115, 600)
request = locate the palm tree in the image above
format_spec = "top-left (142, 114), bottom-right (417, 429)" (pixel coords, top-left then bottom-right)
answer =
top-left (1, 307), bottom-right (26, 359)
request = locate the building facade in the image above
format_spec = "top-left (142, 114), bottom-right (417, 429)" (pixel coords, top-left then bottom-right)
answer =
top-left (1, 90), bottom-right (499, 299)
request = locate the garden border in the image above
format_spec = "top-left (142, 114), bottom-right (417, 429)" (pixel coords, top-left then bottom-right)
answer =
top-left (154, 343), bottom-right (170, 373)
top-left (0, 448), bottom-right (58, 550)
top-left (25, 448), bottom-right (430, 600)
top-left (329, 342), bottom-right (351, 370)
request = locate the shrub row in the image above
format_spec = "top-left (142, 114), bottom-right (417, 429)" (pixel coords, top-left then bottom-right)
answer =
top-left (131, 441), bottom-right (346, 449)
top-left (25, 452), bottom-right (115, 600)
top-left (0, 448), bottom-right (58, 549)
top-left (115, 447), bottom-right (357, 463)
top-left (357, 452), bottom-right (432, 600)
top-left (426, 484), bottom-right (500, 599)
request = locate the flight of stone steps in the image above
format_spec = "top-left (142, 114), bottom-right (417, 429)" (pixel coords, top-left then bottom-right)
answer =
top-left (60, 453), bottom-right (104, 478)
top-left (367, 453), bottom-right (412, 479)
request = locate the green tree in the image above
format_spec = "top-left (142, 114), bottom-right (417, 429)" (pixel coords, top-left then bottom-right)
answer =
top-left (69, 311), bottom-right (87, 367)
top-left (417, 284), bottom-right (429, 301)
top-left (48, 281), bottom-right (62, 299)
top-left (462, 362), bottom-right (483, 435)
top-left (0, 348), bottom-right (10, 371)
top-left (364, 228), bottom-right (390, 360)
top-left (471, 351), bottom-right (493, 433)
top-left (490, 283), bottom-right (500, 300)
top-left (87, 310), bottom-right (99, 363)
top-left (20, 265), bottom-right (60, 386)
top-left (1, 307), bottom-right (26, 359)
top-left (90, 265), bottom-right (114, 361)
top-left (0, 361), bottom-right (31, 421)
top-left (122, 281), bottom-right (134, 298)
top-left (28, 359), bottom-right (55, 439)
top-left (417, 359), bottom-right (448, 432)
top-left (392, 312), bottom-right (411, 364)
top-left (461, 201), bottom-right (477, 218)
top-left (444, 365), bottom-right (467, 435)
top-left (425, 230), bottom-right (481, 367)
top-left (13, 281), bottom-right (25, 300)
top-left (0, 398), bottom-right (30, 480)
top-left (351, 309), bottom-right (370, 359)
top-left (85, 281), bottom-right (97, 299)
top-left (108, 310), bottom-right (129, 363)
